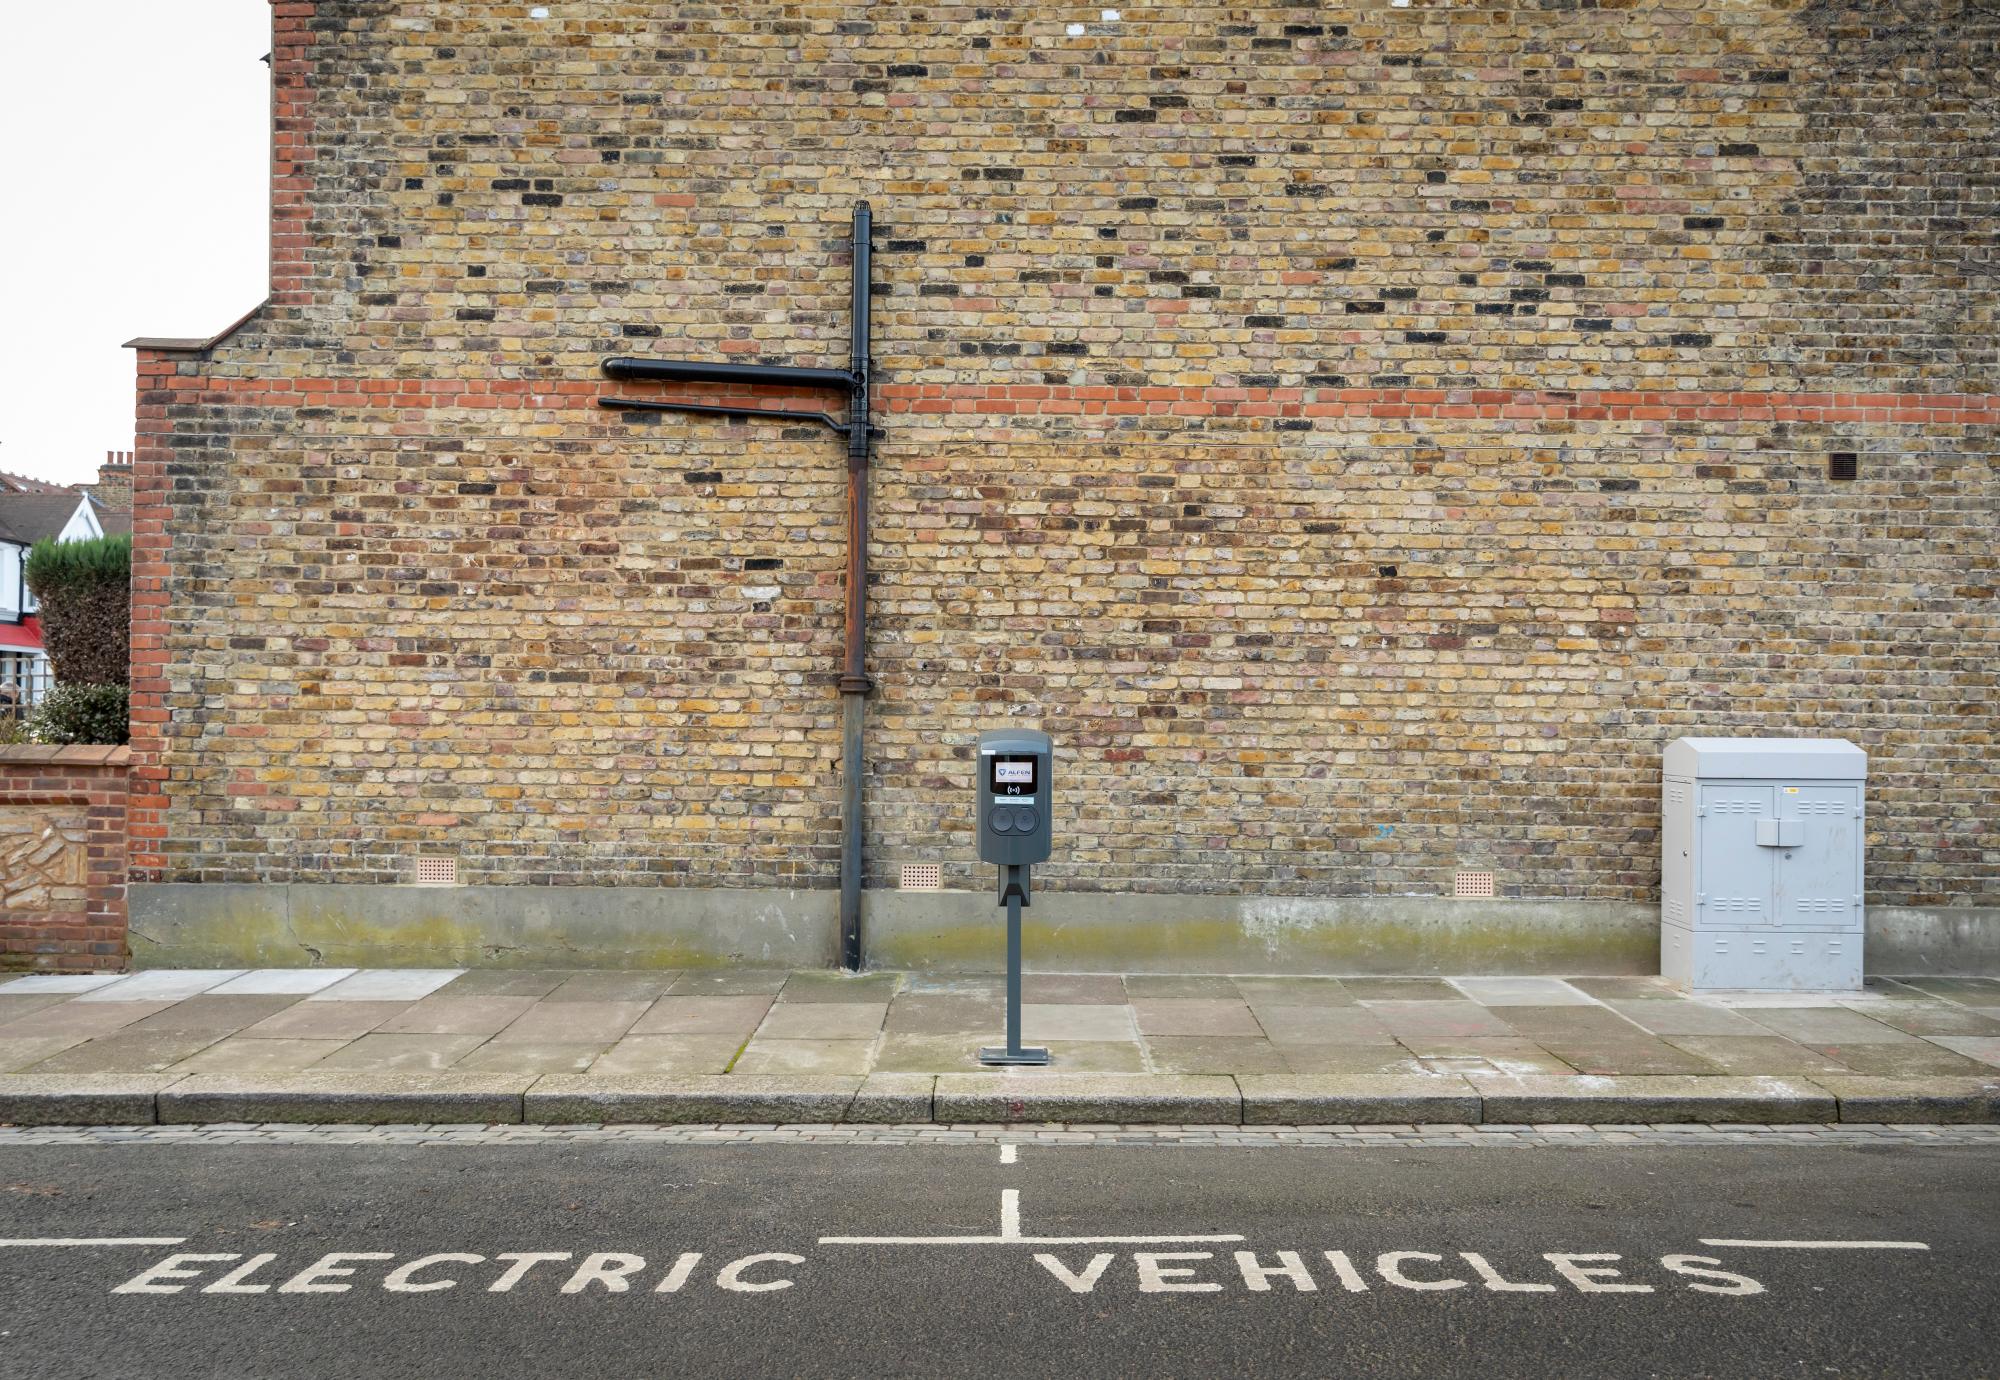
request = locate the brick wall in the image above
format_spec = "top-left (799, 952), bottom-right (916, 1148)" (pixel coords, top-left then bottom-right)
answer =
top-left (0, 746), bottom-right (130, 973)
top-left (131, 3), bottom-right (1997, 909)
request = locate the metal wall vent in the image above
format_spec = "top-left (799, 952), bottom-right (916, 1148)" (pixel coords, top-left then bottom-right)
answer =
top-left (1453, 871), bottom-right (1495, 899)
top-left (413, 856), bottom-right (459, 887)
top-left (900, 863), bottom-right (942, 892)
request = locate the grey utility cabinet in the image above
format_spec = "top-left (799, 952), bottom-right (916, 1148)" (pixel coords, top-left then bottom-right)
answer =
top-left (1661, 737), bottom-right (1867, 992)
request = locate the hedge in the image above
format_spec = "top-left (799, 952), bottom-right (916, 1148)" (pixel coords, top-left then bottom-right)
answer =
top-left (23, 533), bottom-right (130, 688)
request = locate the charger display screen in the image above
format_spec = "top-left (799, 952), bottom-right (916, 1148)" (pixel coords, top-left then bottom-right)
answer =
top-left (989, 755), bottom-right (1038, 797)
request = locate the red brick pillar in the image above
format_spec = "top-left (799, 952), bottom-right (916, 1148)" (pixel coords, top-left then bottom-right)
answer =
top-left (0, 746), bottom-right (131, 974)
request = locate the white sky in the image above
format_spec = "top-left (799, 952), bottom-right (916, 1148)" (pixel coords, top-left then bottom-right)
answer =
top-left (0, 2), bottom-right (268, 488)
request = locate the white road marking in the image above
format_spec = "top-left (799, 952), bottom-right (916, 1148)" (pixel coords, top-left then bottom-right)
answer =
top-left (820, 1190), bottom-right (1245, 1246)
top-left (999, 1144), bottom-right (1018, 1165)
top-left (715, 1253), bottom-right (802, 1293)
top-left (0, 1238), bottom-right (186, 1248)
top-left (1034, 1253), bottom-right (1114, 1293)
top-left (1698, 1239), bottom-right (1930, 1251)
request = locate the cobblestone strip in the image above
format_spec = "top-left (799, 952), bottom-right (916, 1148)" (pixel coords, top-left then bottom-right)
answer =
top-left (3, 1124), bottom-right (1999, 1149)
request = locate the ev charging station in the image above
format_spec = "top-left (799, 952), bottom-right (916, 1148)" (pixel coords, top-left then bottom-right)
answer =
top-left (976, 729), bottom-right (1053, 1066)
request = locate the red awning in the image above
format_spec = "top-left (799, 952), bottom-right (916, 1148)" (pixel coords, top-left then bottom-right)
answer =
top-left (0, 615), bottom-right (43, 651)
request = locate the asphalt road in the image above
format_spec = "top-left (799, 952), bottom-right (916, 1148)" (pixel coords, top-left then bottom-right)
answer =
top-left (1, 1137), bottom-right (1995, 1379)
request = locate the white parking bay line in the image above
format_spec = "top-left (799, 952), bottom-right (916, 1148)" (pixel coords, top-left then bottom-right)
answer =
top-left (1698, 1239), bottom-right (1929, 1250)
top-left (820, 1190), bottom-right (1244, 1247)
top-left (0, 1238), bottom-right (188, 1248)
top-left (1000, 1144), bottom-right (1018, 1165)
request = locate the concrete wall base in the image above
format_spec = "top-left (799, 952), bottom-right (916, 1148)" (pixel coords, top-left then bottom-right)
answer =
top-left (127, 884), bottom-right (840, 971)
top-left (126, 884), bottom-right (2000, 977)
top-left (866, 891), bottom-right (1659, 976)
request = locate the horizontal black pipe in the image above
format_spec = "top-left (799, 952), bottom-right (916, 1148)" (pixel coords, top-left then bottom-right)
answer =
top-left (602, 357), bottom-right (856, 390)
top-left (597, 396), bottom-right (850, 434)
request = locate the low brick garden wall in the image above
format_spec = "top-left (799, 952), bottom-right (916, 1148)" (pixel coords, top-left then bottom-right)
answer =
top-left (0, 745), bottom-right (130, 973)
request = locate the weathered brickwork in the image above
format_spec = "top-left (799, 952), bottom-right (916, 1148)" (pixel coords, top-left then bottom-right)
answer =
top-left (131, 3), bottom-right (1997, 912)
top-left (0, 747), bottom-right (131, 972)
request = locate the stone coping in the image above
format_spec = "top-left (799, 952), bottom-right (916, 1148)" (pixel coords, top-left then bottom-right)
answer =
top-left (0, 743), bottom-right (131, 766)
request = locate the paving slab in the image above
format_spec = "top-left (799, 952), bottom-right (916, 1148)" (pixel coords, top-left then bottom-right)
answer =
top-left (1528, 1038), bottom-right (1721, 1078)
top-left (901, 975), bottom-right (1006, 999)
top-left (1020, 975), bottom-right (1125, 1004)
top-left (666, 969), bottom-right (790, 997)
top-left (1814, 1074), bottom-right (2000, 1124)
top-left (1239, 1074), bottom-right (1481, 1125)
top-left (0, 1074), bottom-right (176, 1125)
top-left (207, 969), bottom-right (357, 996)
top-left (0, 974), bottom-right (123, 994)
top-left (545, 971), bottom-right (681, 1003)
top-left (1606, 1000), bottom-right (1768, 1037)
top-left (1661, 1036), bottom-right (1857, 1077)
top-left (125, 995), bottom-right (302, 1036)
top-left (1280, 1047), bottom-right (1430, 1076)
top-left (1122, 975), bottom-right (1243, 1000)
top-left (524, 1074), bottom-right (862, 1125)
top-left (868, 1033), bottom-right (990, 1074)
top-left (374, 995), bottom-right (539, 1037)
top-left (73, 971), bottom-right (245, 1003)
top-left (1231, 976), bottom-right (1356, 1007)
top-left (881, 996), bottom-right (999, 1036)
top-left (236, 1000), bottom-right (406, 1041)
top-left (0, 993), bottom-right (79, 1025)
top-left (753, 1002), bottom-right (886, 1041)
top-left (933, 1073), bottom-right (1240, 1124)
top-left (1564, 976), bottom-right (1683, 1001)
top-left (166, 1037), bottom-right (345, 1076)
top-left (850, 1073), bottom-right (935, 1122)
top-left (1450, 978), bottom-right (1598, 1007)
top-left (1040, 1041), bottom-right (1149, 1073)
top-left (1742, 1007), bottom-right (1919, 1045)
top-left (1395, 1038), bottom-right (1576, 1076)
top-left (1253, 1006), bottom-right (1398, 1046)
top-left (1342, 978), bottom-right (1461, 1001)
top-left (1144, 1036), bottom-right (1290, 1075)
top-left (437, 969), bottom-right (577, 998)
top-left (1801, 1042), bottom-right (1998, 1077)
top-left (1839, 1001), bottom-right (2000, 1038)
top-left (1132, 999), bottom-right (1263, 1038)
top-left (1929, 1036), bottom-right (2000, 1070)
top-left (1468, 1074), bottom-right (1836, 1124)
top-left (1367, 1000), bottom-right (1516, 1040)
top-left (1889, 977), bottom-right (2000, 1006)
top-left (310, 1034), bottom-right (489, 1073)
top-left (308, 970), bottom-right (463, 1003)
top-left (730, 1039), bottom-right (876, 1076)
top-left (0, 1037), bottom-right (88, 1073)
top-left (586, 1034), bottom-right (745, 1076)
top-left (489, 999), bottom-right (648, 1044)
top-left (1013, 1003), bottom-right (1134, 1042)
top-left (24, 1030), bottom-right (229, 1075)
top-left (2, 1001), bottom-right (172, 1040)
top-left (453, 1041), bottom-right (606, 1075)
top-left (159, 1072), bottom-right (531, 1125)
top-left (777, 972), bottom-right (902, 1004)
top-left (628, 995), bottom-right (773, 1036)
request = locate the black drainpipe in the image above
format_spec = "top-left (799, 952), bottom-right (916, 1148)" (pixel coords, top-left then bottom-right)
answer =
top-left (599, 203), bottom-right (876, 971)
top-left (837, 204), bottom-right (874, 972)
